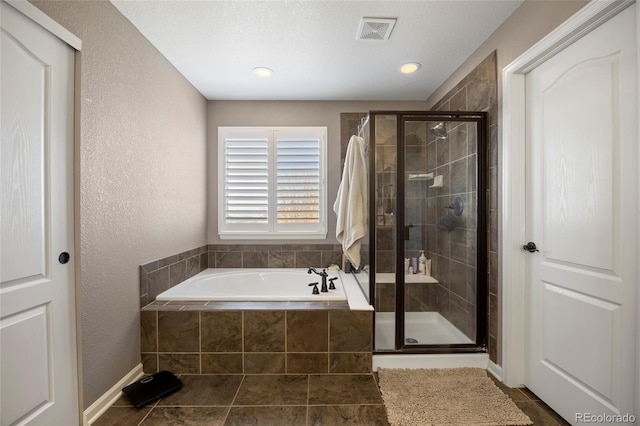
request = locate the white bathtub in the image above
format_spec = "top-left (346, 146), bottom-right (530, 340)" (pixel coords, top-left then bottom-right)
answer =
top-left (156, 268), bottom-right (369, 304)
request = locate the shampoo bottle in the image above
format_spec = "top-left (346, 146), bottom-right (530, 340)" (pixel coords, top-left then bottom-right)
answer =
top-left (418, 250), bottom-right (427, 275)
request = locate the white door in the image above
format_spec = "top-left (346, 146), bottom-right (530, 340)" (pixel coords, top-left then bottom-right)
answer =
top-left (1, 2), bottom-right (79, 425)
top-left (525, 4), bottom-right (637, 424)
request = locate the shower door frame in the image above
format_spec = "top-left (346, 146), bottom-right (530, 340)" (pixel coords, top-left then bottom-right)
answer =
top-left (368, 111), bottom-right (488, 354)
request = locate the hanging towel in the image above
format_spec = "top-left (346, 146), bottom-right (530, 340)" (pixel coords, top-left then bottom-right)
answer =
top-left (334, 135), bottom-right (368, 269)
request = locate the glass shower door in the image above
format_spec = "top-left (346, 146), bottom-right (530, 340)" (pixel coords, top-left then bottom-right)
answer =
top-left (370, 111), bottom-right (487, 353)
top-left (372, 114), bottom-right (397, 351)
top-left (402, 117), bottom-right (480, 347)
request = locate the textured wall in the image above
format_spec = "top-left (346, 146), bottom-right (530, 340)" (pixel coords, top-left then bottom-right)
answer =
top-left (30, 0), bottom-right (208, 409)
top-left (426, 0), bottom-right (588, 109)
top-left (207, 101), bottom-right (425, 245)
top-left (426, 0), bottom-right (588, 366)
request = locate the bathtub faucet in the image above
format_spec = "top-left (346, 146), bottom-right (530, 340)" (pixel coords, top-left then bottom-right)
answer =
top-left (307, 267), bottom-right (329, 292)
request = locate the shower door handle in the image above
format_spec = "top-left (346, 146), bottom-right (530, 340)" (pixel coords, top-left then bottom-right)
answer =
top-left (522, 242), bottom-right (539, 253)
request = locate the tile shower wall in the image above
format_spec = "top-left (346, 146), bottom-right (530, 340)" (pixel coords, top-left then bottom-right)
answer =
top-left (405, 121), bottom-right (441, 315)
top-left (140, 308), bottom-right (372, 375)
top-left (373, 115), bottom-right (399, 276)
top-left (140, 245), bottom-right (346, 307)
top-left (423, 118), bottom-right (477, 341)
top-left (430, 51), bottom-right (498, 360)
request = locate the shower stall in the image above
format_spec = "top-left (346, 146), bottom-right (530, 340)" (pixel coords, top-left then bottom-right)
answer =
top-left (353, 111), bottom-right (488, 359)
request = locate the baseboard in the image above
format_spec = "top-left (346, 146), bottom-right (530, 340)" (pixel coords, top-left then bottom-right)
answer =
top-left (83, 363), bottom-right (144, 426)
top-left (487, 360), bottom-right (503, 381)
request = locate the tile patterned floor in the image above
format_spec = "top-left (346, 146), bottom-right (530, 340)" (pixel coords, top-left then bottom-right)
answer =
top-left (490, 377), bottom-right (571, 426)
top-left (94, 373), bottom-right (570, 426)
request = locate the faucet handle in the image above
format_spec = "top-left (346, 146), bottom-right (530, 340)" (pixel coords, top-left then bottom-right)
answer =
top-left (308, 282), bottom-right (319, 295)
top-left (328, 277), bottom-right (338, 290)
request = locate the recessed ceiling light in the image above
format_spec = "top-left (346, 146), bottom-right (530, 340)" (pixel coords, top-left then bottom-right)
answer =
top-left (253, 67), bottom-right (273, 78)
top-left (400, 62), bottom-right (421, 74)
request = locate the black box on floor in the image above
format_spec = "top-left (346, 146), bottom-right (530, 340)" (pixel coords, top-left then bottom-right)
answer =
top-left (122, 371), bottom-right (182, 408)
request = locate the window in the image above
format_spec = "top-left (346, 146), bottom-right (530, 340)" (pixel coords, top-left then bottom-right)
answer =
top-left (218, 126), bottom-right (327, 239)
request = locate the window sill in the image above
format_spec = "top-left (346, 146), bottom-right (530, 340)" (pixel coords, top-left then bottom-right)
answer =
top-left (218, 232), bottom-right (328, 240)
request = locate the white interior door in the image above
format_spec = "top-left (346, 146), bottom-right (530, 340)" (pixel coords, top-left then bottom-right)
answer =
top-left (1, 2), bottom-right (79, 425)
top-left (525, 4), bottom-right (637, 424)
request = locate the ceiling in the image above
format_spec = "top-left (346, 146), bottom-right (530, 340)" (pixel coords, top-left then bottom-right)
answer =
top-left (111, 0), bottom-right (523, 101)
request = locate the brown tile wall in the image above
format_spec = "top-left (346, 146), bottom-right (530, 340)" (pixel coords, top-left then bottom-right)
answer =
top-left (372, 115), bottom-right (398, 276)
top-left (423, 118), bottom-right (478, 340)
top-left (431, 51), bottom-right (498, 361)
top-left (140, 244), bottom-right (347, 308)
top-left (140, 246), bottom-right (209, 307)
top-left (140, 307), bottom-right (372, 375)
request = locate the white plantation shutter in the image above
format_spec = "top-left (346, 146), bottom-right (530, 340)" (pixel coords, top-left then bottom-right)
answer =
top-left (218, 127), bottom-right (327, 239)
top-left (276, 133), bottom-right (321, 226)
top-left (223, 135), bottom-right (269, 226)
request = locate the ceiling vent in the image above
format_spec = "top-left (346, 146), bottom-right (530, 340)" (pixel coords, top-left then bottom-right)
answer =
top-left (357, 17), bottom-right (397, 41)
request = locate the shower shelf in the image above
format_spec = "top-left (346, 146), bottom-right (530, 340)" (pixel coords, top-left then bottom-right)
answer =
top-left (375, 273), bottom-right (438, 284)
top-left (408, 173), bottom-right (434, 181)
top-left (429, 175), bottom-right (444, 188)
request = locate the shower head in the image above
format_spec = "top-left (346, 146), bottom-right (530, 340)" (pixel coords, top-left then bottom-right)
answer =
top-left (430, 122), bottom-right (447, 139)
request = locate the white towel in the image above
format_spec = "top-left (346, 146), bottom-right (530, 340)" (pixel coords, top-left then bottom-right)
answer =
top-left (333, 135), bottom-right (368, 269)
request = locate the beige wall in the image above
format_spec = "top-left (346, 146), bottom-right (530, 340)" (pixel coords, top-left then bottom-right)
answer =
top-left (207, 100), bottom-right (426, 245)
top-left (425, 0), bottom-right (588, 365)
top-left (426, 0), bottom-right (588, 108)
top-left (31, 0), bottom-right (208, 408)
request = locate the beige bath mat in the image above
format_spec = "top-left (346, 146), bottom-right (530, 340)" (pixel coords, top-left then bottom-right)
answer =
top-left (378, 367), bottom-right (532, 426)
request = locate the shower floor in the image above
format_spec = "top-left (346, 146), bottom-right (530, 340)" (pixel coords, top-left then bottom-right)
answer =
top-left (375, 311), bottom-right (473, 350)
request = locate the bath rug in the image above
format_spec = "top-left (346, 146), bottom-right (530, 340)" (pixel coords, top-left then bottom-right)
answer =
top-left (378, 367), bottom-right (532, 426)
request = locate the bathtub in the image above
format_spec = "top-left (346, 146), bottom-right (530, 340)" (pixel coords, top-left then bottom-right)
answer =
top-left (156, 268), bottom-right (371, 306)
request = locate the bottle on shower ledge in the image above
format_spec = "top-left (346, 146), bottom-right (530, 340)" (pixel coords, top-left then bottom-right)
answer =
top-left (418, 251), bottom-right (427, 275)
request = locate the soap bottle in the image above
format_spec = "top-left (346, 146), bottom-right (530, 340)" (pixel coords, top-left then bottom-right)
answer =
top-left (418, 250), bottom-right (427, 275)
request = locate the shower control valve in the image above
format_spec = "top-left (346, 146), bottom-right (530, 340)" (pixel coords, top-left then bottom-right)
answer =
top-left (328, 277), bottom-right (338, 290)
top-left (308, 282), bottom-right (320, 295)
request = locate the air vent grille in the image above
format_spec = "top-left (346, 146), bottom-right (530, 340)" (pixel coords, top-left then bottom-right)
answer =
top-left (357, 17), bottom-right (397, 41)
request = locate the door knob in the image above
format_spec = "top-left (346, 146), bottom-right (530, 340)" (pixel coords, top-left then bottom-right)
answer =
top-left (58, 252), bottom-right (70, 264)
top-left (522, 242), bottom-right (539, 253)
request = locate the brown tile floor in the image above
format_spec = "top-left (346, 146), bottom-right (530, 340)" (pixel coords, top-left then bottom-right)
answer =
top-left (490, 377), bottom-right (571, 426)
top-left (94, 373), bottom-right (569, 426)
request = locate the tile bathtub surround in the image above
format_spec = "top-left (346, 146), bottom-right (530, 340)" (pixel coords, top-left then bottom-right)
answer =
top-left (140, 244), bottom-right (349, 308)
top-left (207, 244), bottom-right (345, 269)
top-left (141, 308), bottom-right (373, 375)
top-left (140, 245), bottom-right (209, 307)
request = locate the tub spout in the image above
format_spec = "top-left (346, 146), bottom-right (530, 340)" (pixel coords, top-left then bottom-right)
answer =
top-left (308, 267), bottom-right (328, 292)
